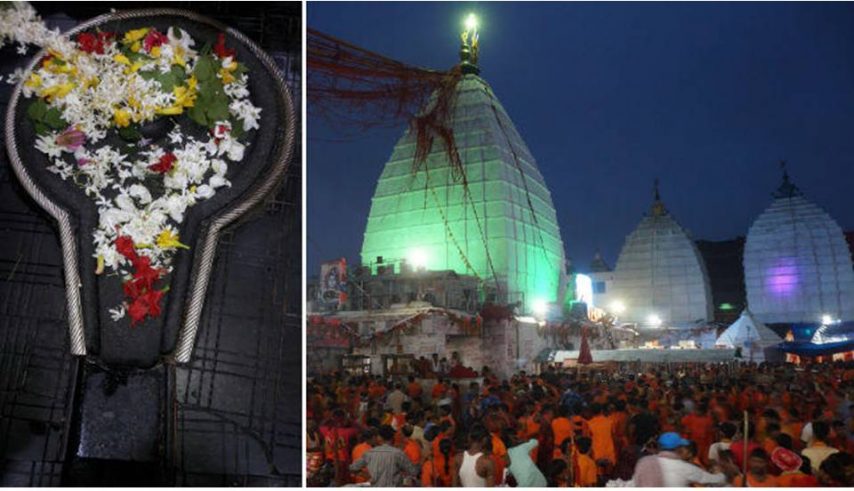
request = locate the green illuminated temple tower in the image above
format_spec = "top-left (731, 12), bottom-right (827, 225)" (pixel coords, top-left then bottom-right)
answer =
top-left (361, 17), bottom-right (566, 311)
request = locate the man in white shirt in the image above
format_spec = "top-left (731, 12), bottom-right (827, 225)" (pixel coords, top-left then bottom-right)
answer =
top-left (634, 432), bottom-right (734, 487)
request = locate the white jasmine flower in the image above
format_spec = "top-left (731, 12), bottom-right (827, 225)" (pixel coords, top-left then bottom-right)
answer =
top-left (129, 184), bottom-right (152, 204)
top-left (228, 99), bottom-right (261, 131)
top-left (109, 305), bottom-right (126, 321)
top-left (195, 184), bottom-right (215, 199)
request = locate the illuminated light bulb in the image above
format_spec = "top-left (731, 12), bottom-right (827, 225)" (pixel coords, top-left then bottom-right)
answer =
top-left (465, 13), bottom-right (478, 32)
top-left (532, 299), bottom-right (548, 318)
top-left (610, 300), bottom-right (626, 314)
top-left (407, 248), bottom-right (428, 270)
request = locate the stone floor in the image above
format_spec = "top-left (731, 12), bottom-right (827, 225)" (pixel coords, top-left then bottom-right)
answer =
top-left (0, 3), bottom-right (302, 486)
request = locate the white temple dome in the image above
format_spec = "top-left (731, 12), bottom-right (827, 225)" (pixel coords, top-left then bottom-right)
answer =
top-left (743, 170), bottom-right (854, 324)
top-left (605, 183), bottom-right (713, 327)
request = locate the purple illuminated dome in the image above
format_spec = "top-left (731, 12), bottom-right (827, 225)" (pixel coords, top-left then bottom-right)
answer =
top-left (765, 257), bottom-right (799, 297)
top-left (744, 167), bottom-right (854, 323)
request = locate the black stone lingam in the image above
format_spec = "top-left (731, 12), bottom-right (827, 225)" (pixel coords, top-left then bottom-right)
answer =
top-left (4, 9), bottom-right (296, 473)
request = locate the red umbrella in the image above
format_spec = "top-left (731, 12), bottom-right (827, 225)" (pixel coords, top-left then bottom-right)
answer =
top-left (578, 326), bottom-right (593, 365)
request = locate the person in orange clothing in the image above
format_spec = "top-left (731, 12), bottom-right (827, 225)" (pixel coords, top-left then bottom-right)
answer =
top-left (350, 429), bottom-right (374, 484)
top-left (422, 437), bottom-right (453, 487)
top-left (431, 378), bottom-right (448, 402)
top-left (587, 403), bottom-right (615, 469)
top-left (551, 405), bottom-right (573, 452)
top-left (761, 422), bottom-right (782, 455)
top-left (772, 447), bottom-right (819, 487)
top-left (573, 436), bottom-right (598, 487)
top-left (609, 400), bottom-right (629, 455)
top-left (733, 448), bottom-right (779, 487)
top-left (680, 403), bottom-right (714, 465)
top-left (406, 375), bottom-right (423, 402)
top-left (400, 424), bottom-right (422, 466)
top-left (568, 404), bottom-right (591, 439)
top-left (516, 403), bottom-right (540, 440)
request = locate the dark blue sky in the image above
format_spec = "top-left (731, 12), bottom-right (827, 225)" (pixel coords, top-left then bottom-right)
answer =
top-left (307, 2), bottom-right (854, 276)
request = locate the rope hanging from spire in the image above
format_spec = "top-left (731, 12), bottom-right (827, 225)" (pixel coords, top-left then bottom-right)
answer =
top-left (307, 28), bottom-right (465, 180)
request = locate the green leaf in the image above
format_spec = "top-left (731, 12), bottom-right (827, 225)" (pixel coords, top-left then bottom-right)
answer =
top-left (27, 99), bottom-right (47, 120)
top-left (43, 108), bottom-right (66, 129)
top-left (33, 122), bottom-right (49, 135)
top-left (118, 125), bottom-right (142, 142)
top-left (193, 56), bottom-right (213, 81)
top-left (140, 66), bottom-right (185, 93)
top-left (187, 104), bottom-right (208, 127)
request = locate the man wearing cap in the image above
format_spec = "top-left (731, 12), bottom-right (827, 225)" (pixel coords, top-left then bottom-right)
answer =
top-left (633, 432), bottom-right (733, 487)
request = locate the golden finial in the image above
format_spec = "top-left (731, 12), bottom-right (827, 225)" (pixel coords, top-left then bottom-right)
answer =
top-left (459, 13), bottom-right (480, 74)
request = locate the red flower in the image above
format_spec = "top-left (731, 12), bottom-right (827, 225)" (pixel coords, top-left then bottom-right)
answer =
top-left (143, 289), bottom-right (165, 317)
top-left (213, 33), bottom-right (236, 59)
top-left (127, 289), bottom-right (166, 326)
top-left (131, 256), bottom-right (164, 291)
top-left (123, 278), bottom-right (143, 298)
top-left (149, 153), bottom-right (176, 174)
top-left (76, 31), bottom-right (114, 54)
top-left (115, 235), bottom-right (138, 260)
top-left (143, 29), bottom-right (168, 52)
top-left (128, 295), bottom-right (149, 326)
top-left (77, 33), bottom-right (100, 54)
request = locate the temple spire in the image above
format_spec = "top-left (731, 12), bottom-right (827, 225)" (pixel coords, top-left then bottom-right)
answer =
top-left (651, 178), bottom-right (667, 216)
top-left (773, 160), bottom-right (802, 198)
top-left (459, 13), bottom-right (480, 75)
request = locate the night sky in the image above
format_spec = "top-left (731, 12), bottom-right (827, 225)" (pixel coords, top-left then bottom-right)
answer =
top-left (307, 2), bottom-right (854, 276)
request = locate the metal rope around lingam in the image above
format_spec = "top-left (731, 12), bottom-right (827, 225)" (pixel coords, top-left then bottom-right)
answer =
top-left (4, 9), bottom-right (297, 363)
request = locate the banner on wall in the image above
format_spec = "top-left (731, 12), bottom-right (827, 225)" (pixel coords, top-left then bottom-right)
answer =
top-left (320, 258), bottom-right (348, 310)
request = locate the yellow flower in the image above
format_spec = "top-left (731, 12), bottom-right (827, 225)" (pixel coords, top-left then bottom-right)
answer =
top-left (24, 73), bottom-right (42, 88)
top-left (219, 68), bottom-right (236, 85)
top-left (156, 229), bottom-right (189, 250)
top-left (113, 108), bottom-right (131, 128)
top-left (46, 62), bottom-right (74, 75)
top-left (128, 95), bottom-right (141, 111)
top-left (131, 41), bottom-right (141, 53)
top-left (156, 106), bottom-right (183, 116)
top-left (173, 78), bottom-right (198, 108)
top-left (95, 255), bottom-right (105, 275)
top-left (41, 83), bottom-right (74, 100)
top-left (126, 61), bottom-right (143, 74)
top-left (218, 60), bottom-right (239, 85)
top-left (150, 46), bottom-right (161, 58)
top-left (123, 27), bottom-right (150, 44)
top-left (172, 46), bottom-right (186, 67)
top-left (113, 53), bottom-right (131, 65)
top-left (83, 76), bottom-right (99, 90)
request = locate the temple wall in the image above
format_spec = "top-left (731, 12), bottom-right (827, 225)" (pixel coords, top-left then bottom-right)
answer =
top-left (351, 315), bottom-right (551, 379)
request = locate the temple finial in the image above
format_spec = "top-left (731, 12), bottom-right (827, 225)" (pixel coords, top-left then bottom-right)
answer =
top-left (651, 178), bottom-right (666, 216)
top-left (459, 13), bottom-right (480, 75)
top-left (773, 159), bottom-right (802, 198)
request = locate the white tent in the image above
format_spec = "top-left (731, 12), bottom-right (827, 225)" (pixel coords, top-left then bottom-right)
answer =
top-left (716, 309), bottom-right (783, 362)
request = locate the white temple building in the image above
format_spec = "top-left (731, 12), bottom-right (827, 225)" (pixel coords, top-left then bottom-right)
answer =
top-left (595, 183), bottom-right (714, 328)
top-left (716, 309), bottom-right (783, 363)
top-left (743, 169), bottom-right (854, 324)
